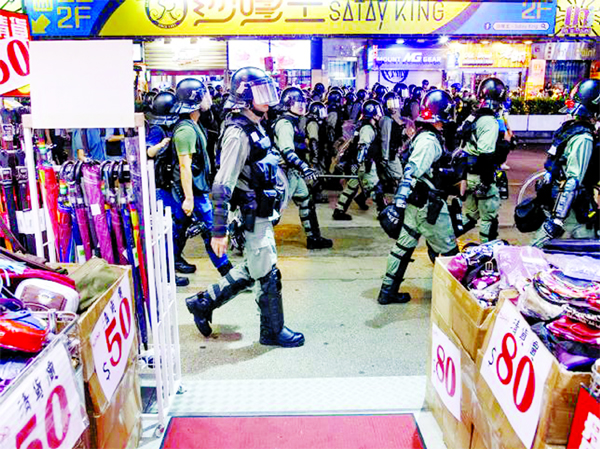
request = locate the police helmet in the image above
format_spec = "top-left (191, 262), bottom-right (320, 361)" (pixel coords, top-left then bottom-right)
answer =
top-left (374, 84), bottom-right (388, 101)
top-left (477, 77), bottom-right (507, 110)
top-left (412, 87), bottom-right (424, 101)
top-left (356, 89), bottom-right (368, 103)
top-left (142, 91), bottom-right (158, 113)
top-left (327, 90), bottom-right (343, 106)
top-left (308, 101), bottom-right (327, 120)
top-left (224, 67), bottom-right (279, 110)
top-left (172, 78), bottom-right (211, 114)
top-left (362, 99), bottom-right (383, 120)
top-left (560, 79), bottom-right (600, 119)
top-left (313, 83), bottom-right (325, 96)
top-left (345, 92), bottom-right (356, 105)
top-left (418, 90), bottom-right (454, 123)
top-left (148, 91), bottom-right (178, 126)
top-left (451, 83), bottom-right (462, 92)
top-left (383, 91), bottom-right (401, 115)
top-left (393, 82), bottom-right (408, 98)
top-left (280, 86), bottom-right (308, 116)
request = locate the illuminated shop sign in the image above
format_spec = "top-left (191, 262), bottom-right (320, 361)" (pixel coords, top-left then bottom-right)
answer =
top-left (24, 0), bottom-right (557, 39)
top-left (555, 0), bottom-right (599, 36)
top-left (449, 43), bottom-right (532, 69)
top-left (369, 46), bottom-right (447, 71)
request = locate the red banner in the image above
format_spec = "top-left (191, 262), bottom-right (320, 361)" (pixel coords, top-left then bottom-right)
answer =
top-left (0, 10), bottom-right (30, 97)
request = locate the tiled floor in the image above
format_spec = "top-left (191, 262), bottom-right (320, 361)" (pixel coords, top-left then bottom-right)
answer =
top-left (138, 375), bottom-right (447, 449)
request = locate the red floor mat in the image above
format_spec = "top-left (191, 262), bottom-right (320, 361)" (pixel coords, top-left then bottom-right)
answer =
top-left (161, 414), bottom-right (426, 449)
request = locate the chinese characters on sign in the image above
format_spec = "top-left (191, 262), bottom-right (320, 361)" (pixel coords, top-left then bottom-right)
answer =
top-left (0, 341), bottom-right (86, 449)
top-left (24, 0), bottom-right (558, 38)
top-left (555, 0), bottom-right (599, 36)
top-left (0, 10), bottom-right (29, 96)
top-left (90, 277), bottom-right (135, 404)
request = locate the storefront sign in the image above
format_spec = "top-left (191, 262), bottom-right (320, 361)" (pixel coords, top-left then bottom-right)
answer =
top-left (370, 46), bottom-right (447, 71)
top-left (567, 387), bottom-right (600, 448)
top-left (25, 0), bottom-right (557, 38)
top-left (0, 10), bottom-right (29, 96)
top-left (90, 276), bottom-right (134, 404)
top-left (532, 42), bottom-right (600, 61)
top-left (228, 40), bottom-right (312, 71)
top-left (0, 341), bottom-right (87, 449)
top-left (525, 59), bottom-right (546, 99)
top-left (431, 324), bottom-right (462, 422)
top-left (480, 301), bottom-right (554, 449)
top-left (555, 0), bottom-right (599, 36)
top-left (449, 43), bottom-right (531, 69)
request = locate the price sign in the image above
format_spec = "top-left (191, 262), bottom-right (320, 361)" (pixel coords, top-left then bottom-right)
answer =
top-left (0, 37), bottom-right (29, 96)
top-left (431, 323), bottom-right (462, 421)
top-left (90, 277), bottom-right (134, 404)
top-left (0, 341), bottom-right (86, 449)
top-left (480, 301), bottom-right (553, 449)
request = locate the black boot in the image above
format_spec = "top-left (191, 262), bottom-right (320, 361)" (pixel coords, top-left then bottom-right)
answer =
top-left (258, 267), bottom-right (304, 348)
top-left (332, 209), bottom-right (352, 221)
top-left (217, 261), bottom-right (233, 276)
top-left (305, 202), bottom-right (333, 250)
top-left (378, 247), bottom-right (414, 305)
top-left (186, 269), bottom-right (254, 337)
top-left (175, 256), bottom-right (196, 274)
top-left (176, 276), bottom-right (189, 287)
top-left (378, 283), bottom-right (411, 304)
top-left (354, 192), bottom-right (369, 211)
top-left (307, 236), bottom-right (333, 250)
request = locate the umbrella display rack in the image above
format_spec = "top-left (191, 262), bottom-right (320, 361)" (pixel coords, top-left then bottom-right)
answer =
top-left (21, 113), bottom-right (182, 435)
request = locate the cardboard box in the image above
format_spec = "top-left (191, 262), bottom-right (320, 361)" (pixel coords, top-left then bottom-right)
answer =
top-left (427, 311), bottom-right (476, 449)
top-left (76, 266), bottom-right (136, 414)
top-left (432, 258), bottom-right (495, 362)
top-left (473, 299), bottom-right (591, 449)
top-left (88, 360), bottom-right (142, 449)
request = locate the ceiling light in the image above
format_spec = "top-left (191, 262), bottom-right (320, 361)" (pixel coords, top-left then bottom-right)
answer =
top-left (524, 40), bottom-right (533, 44)
top-left (396, 39), bottom-right (404, 44)
top-left (439, 36), bottom-right (449, 44)
top-left (481, 40), bottom-right (489, 45)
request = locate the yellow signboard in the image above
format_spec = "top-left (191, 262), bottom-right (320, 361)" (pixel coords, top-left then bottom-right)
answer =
top-left (525, 59), bottom-right (546, 98)
top-left (555, 0), bottom-right (600, 36)
top-left (25, 0), bottom-right (557, 38)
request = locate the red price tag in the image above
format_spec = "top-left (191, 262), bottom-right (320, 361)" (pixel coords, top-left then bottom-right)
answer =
top-left (0, 37), bottom-right (29, 96)
top-left (480, 301), bottom-right (553, 449)
top-left (0, 341), bottom-right (86, 449)
top-left (90, 277), bottom-right (135, 404)
top-left (431, 323), bottom-right (462, 421)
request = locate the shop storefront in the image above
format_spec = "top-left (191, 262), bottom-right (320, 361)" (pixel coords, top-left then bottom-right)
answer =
top-left (531, 42), bottom-right (600, 93)
top-left (446, 42), bottom-right (532, 93)
top-left (367, 42), bottom-right (447, 90)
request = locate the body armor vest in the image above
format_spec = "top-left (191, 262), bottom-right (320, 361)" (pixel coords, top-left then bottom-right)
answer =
top-left (172, 118), bottom-right (211, 193)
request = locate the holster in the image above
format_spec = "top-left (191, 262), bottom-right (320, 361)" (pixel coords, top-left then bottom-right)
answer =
top-left (426, 192), bottom-right (444, 225)
top-left (257, 189), bottom-right (280, 219)
top-left (407, 181), bottom-right (429, 209)
top-left (573, 189), bottom-right (598, 226)
top-left (233, 190), bottom-right (258, 232)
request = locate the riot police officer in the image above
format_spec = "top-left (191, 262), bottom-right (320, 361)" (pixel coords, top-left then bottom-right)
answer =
top-left (530, 79), bottom-right (599, 247)
top-left (185, 67), bottom-right (304, 348)
top-left (333, 99), bottom-right (385, 220)
top-left (273, 87), bottom-right (333, 249)
top-left (378, 90), bottom-right (459, 304)
top-left (306, 101), bottom-right (329, 174)
top-left (350, 89), bottom-right (368, 122)
top-left (460, 77), bottom-right (507, 243)
top-left (170, 78), bottom-right (232, 276)
top-left (380, 91), bottom-right (409, 185)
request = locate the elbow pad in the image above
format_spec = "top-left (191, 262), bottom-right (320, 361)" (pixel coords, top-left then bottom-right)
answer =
top-left (283, 149), bottom-right (306, 171)
top-left (211, 184), bottom-right (232, 238)
top-left (395, 163), bottom-right (416, 207)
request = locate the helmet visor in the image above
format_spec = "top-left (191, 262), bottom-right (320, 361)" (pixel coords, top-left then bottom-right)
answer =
top-left (251, 78), bottom-right (279, 106)
top-left (386, 98), bottom-right (401, 110)
top-left (316, 108), bottom-right (327, 120)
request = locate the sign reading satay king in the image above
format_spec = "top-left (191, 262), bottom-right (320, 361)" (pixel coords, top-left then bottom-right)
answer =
top-left (25, 0), bottom-right (557, 38)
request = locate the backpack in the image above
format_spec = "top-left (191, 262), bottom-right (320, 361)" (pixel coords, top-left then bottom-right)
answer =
top-left (153, 139), bottom-right (175, 190)
top-left (456, 109), bottom-right (495, 150)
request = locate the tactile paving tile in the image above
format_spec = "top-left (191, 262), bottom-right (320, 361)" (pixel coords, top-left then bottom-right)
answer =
top-left (169, 375), bottom-right (428, 415)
